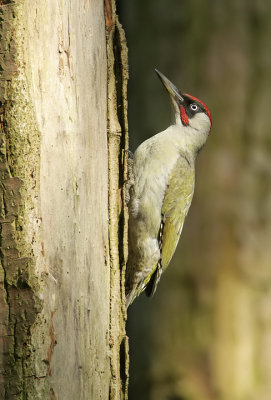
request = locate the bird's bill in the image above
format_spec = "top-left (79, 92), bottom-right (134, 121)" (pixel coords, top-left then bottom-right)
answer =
top-left (155, 69), bottom-right (184, 104)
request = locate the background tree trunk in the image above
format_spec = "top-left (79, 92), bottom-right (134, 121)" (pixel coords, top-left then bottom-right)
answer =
top-left (0, 1), bottom-right (128, 399)
top-left (120, 1), bottom-right (271, 399)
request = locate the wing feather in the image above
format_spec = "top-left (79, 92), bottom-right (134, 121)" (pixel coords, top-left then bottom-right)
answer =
top-left (145, 155), bottom-right (195, 295)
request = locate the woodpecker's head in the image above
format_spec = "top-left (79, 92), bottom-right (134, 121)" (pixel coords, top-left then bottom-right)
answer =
top-left (155, 69), bottom-right (212, 140)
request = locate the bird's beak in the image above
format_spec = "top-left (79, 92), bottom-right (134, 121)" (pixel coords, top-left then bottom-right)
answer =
top-left (155, 69), bottom-right (184, 104)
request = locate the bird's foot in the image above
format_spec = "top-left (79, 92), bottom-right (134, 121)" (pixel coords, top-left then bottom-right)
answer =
top-left (124, 150), bottom-right (134, 205)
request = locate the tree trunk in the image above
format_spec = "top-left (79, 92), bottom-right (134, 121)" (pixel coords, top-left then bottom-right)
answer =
top-left (120, 1), bottom-right (271, 400)
top-left (0, 1), bottom-right (128, 399)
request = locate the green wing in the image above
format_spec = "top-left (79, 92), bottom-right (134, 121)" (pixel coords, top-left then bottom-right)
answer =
top-left (161, 156), bottom-right (194, 269)
top-left (145, 155), bottom-right (195, 296)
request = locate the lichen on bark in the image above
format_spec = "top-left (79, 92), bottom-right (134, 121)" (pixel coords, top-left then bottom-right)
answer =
top-left (0, 3), bottom-right (44, 398)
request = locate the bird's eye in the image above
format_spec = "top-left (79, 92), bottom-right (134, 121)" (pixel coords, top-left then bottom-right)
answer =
top-left (190, 104), bottom-right (198, 111)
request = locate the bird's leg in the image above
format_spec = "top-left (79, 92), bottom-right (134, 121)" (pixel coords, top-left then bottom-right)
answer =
top-left (125, 150), bottom-right (134, 205)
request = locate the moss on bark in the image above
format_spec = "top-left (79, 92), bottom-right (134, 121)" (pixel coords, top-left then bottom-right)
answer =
top-left (0, 3), bottom-right (44, 399)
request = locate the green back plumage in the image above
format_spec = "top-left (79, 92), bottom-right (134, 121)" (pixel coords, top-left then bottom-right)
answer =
top-left (145, 155), bottom-right (195, 296)
top-left (161, 155), bottom-right (194, 269)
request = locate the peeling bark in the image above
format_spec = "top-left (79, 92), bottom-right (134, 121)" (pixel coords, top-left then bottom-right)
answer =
top-left (106, 1), bottom-right (129, 398)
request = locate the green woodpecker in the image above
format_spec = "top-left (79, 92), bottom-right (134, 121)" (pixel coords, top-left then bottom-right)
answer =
top-left (125, 69), bottom-right (212, 308)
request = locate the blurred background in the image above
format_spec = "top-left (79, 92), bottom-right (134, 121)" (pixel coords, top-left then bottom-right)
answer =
top-left (118, 1), bottom-right (271, 399)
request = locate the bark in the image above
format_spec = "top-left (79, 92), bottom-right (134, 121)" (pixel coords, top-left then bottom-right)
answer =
top-left (0, 1), bottom-right (128, 399)
top-left (106, 0), bottom-right (129, 398)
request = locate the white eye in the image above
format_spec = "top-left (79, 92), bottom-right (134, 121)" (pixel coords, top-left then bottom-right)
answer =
top-left (190, 104), bottom-right (198, 111)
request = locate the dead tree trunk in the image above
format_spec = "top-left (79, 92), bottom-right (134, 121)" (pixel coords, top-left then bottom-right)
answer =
top-left (0, 1), bottom-right (128, 399)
